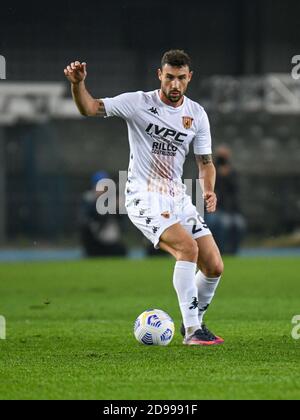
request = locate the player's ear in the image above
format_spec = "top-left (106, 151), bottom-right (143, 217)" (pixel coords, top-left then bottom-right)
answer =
top-left (157, 68), bottom-right (162, 81)
top-left (188, 70), bottom-right (193, 82)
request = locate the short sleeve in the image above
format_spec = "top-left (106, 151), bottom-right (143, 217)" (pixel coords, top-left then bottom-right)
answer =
top-left (193, 109), bottom-right (212, 155)
top-left (101, 92), bottom-right (140, 120)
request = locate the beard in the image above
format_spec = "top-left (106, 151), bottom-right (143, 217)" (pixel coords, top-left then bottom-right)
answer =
top-left (163, 88), bottom-right (183, 103)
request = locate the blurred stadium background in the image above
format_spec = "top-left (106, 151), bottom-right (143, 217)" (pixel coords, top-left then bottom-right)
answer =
top-left (1, 0), bottom-right (300, 260)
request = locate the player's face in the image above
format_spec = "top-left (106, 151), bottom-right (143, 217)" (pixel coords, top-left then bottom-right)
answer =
top-left (158, 64), bottom-right (193, 104)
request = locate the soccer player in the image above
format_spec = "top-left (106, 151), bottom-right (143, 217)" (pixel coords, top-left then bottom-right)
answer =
top-left (64, 50), bottom-right (224, 345)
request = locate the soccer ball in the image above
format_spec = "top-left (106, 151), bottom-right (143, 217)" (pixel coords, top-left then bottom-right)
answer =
top-left (133, 309), bottom-right (175, 346)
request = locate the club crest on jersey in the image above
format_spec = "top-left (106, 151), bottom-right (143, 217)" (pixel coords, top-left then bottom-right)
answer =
top-left (182, 116), bottom-right (193, 129)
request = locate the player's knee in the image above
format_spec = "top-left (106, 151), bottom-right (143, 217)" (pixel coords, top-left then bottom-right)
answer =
top-left (177, 240), bottom-right (198, 262)
top-left (203, 257), bottom-right (224, 277)
top-left (214, 259), bottom-right (224, 277)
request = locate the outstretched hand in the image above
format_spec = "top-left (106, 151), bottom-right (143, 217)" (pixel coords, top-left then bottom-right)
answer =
top-left (64, 61), bottom-right (87, 84)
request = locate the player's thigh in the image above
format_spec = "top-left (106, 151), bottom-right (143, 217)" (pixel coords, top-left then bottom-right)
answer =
top-left (195, 234), bottom-right (224, 277)
top-left (159, 222), bottom-right (198, 261)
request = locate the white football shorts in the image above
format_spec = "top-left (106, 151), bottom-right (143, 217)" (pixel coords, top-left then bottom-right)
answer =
top-left (126, 191), bottom-right (211, 249)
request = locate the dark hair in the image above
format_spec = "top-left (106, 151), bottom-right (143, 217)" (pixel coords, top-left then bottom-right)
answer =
top-left (161, 49), bottom-right (192, 69)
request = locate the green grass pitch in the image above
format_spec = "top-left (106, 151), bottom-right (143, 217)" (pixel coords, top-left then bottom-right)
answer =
top-left (0, 257), bottom-right (299, 400)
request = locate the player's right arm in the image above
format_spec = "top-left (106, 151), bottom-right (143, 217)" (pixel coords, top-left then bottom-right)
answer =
top-left (64, 61), bottom-right (105, 117)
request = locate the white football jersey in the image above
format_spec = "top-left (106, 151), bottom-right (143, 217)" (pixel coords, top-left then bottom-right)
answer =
top-left (102, 90), bottom-right (212, 200)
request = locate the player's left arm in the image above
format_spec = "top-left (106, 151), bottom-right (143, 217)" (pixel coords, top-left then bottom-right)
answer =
top-left (195, 154), bottom-right (217, 213)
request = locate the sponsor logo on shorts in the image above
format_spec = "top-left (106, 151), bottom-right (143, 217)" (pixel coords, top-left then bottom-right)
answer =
top-left (133, 198), bottom-right (141, 206)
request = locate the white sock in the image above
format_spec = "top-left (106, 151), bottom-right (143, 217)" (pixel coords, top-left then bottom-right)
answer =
top-left (173, 261), bottom-right (200, 330)
top-left (195, 270), bottom-right (221, 325)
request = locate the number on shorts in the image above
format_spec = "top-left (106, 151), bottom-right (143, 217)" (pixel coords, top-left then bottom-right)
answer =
top-left (187, 215), bottom-right (208, 234)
